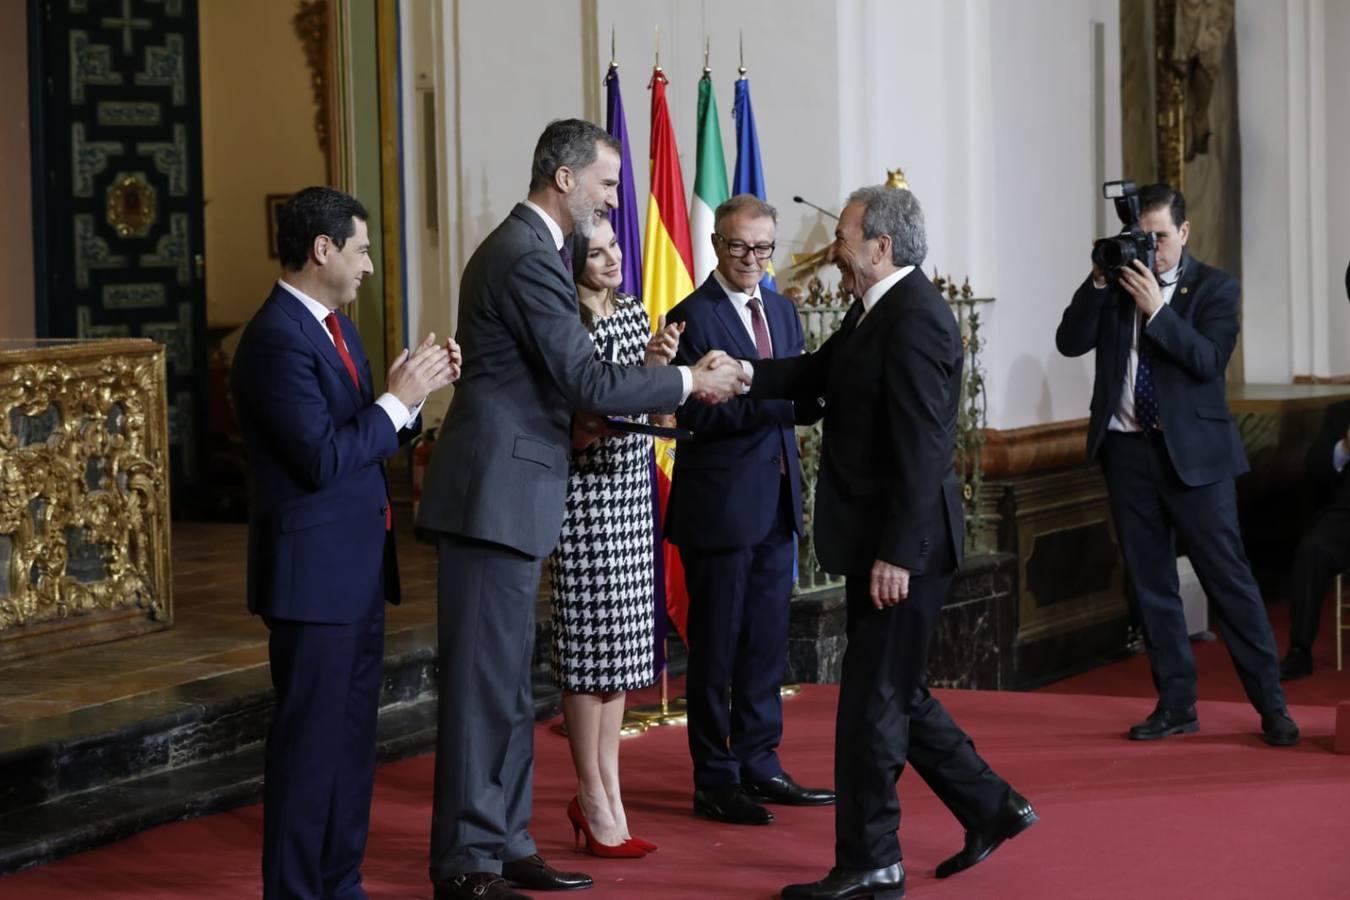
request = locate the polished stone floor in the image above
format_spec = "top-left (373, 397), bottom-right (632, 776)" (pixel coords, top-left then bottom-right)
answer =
top-left (0, 511), bottom-right (441, 730)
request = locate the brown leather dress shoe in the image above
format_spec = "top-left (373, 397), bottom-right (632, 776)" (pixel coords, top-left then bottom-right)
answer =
top-left (434, 873), bottom-right (529, 900)
top-left (501, 853), bottom-right (594, 891)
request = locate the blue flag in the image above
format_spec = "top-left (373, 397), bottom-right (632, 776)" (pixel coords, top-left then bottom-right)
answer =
top-left (732, 76), bottom-right (775, 291)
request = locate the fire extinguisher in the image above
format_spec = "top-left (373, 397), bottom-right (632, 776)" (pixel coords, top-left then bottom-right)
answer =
top-left (410, 427), bottom-right (436, 525)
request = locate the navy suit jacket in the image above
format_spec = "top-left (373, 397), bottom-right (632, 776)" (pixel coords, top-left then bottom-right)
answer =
top-left (664, 274), bottom-right (822, 550)
top-left (1056, 251), bottom-right (1248, 487)
top-left (231, 285), bottom-right (418, 624)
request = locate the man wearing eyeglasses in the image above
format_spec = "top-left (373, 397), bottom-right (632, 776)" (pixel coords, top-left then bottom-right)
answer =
top-left (665, 194), bottom-right (834, 827)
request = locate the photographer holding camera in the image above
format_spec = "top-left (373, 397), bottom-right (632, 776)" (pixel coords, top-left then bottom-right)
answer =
top-left (1056, 181), bottom-right (1300, 747)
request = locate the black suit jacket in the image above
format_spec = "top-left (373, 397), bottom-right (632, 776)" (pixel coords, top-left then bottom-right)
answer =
top-left (231, 285), bottom-right (419, 623)
top-left (1305, 400), bottom-right (1350, 511)
top-left (664, 274), bottom-right (821, 550)
top-left (1055, 251), bottom-right (1248, 487)
top-left (748, 269), bottom-right (964, 578)
top-left (417, 204), bottom-right (685, 558)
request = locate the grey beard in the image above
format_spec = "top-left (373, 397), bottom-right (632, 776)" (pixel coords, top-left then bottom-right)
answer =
top-left (569, 196), bottom-right (600, 239)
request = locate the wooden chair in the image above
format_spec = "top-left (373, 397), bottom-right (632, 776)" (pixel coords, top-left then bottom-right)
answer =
top-left (1338, 574), bottom-right (1350, 671)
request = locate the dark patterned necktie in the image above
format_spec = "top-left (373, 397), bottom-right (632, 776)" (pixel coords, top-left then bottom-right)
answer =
top-left (1134, 312), bottom-right (1159, 431)
top-left (559, 240), bottom-right (573, 276)
top-left (748, 296), bottom-right (772, 360)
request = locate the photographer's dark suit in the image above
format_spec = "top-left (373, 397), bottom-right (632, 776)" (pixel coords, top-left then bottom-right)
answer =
top-left (665, 274), bottom-right (818, 793)
top-left (750, 269), bottom-right (1010, 870)
top-left (1287, 400), bottom-right (1350, 654)
top-left (1055, 251), bottom-right (1286, 716)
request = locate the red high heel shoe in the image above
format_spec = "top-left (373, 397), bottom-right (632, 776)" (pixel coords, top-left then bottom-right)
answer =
top-left (566, 797), bottom-right (647, 858)
top-left (625, 836), bottom-right (658, 853)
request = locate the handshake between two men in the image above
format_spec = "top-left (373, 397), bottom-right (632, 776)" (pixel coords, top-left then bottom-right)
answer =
top-left (687, 348), bottom-right (749, 404)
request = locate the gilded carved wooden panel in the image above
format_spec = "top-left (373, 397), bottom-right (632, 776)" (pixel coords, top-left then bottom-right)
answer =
top-left (0, 340), bottom-right (172, 661)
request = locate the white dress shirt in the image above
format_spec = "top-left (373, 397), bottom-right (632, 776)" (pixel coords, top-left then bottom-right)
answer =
top-left (1334, 441), bottom-right (1350, 473)
top-left (276, 279), bottom-right (422, 432)
top-left (1107, 261), bottom-right (1181, 433)
top-left (521, 201), bottom-right (693, 403)
top-left (712, 269), bottom-right (772, 356)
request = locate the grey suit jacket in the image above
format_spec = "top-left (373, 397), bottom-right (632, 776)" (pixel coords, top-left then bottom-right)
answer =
top-left (417, 204), bottom-right (684, 557)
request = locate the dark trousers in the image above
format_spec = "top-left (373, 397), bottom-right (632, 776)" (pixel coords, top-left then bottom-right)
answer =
top-left (1101, 431), bottom-right (1285, 712)
top-left (263, 591), bottom-right (385, 900)
top-left (1288, 507), bottom-right (1350, 650)
top-left (428, 533), bottom-right (541, 881)
top-left (833, 569), bottom-right (1008, 870)
top-left (680, 491), bottom-right (795, 790)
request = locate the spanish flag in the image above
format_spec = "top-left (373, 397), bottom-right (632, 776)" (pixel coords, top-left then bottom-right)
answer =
top-left (642, 68), bottom-right (695, 641)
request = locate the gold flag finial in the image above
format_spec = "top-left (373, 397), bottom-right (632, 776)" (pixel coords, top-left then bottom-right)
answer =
top-left (704, 36), bottom-right (711, 76)
top-left (654, 26), bottom-right (662, 73)
top-left (738, 30), bottom-right (747, 79)
top-left (609, 26), bottom-right (616, 70)
top-left (886, 168), bottom-right (909, 190)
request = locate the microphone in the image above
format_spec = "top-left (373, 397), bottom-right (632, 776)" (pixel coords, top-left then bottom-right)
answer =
top-left (793, 195), bottom-right (838, 220)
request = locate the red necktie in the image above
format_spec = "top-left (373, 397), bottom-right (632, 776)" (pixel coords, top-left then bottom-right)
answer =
top-left (324, 312), bottom-right (362, 391)
top-left (748, 297), bottom-right (773, 360)
top-left (749, 297), bottom-right (785, 474)
top-left (324, 312), bottom-right (392, 530)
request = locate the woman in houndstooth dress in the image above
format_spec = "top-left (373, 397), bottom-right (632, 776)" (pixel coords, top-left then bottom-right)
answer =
top-left (549, 218), bottom-right (681, 856)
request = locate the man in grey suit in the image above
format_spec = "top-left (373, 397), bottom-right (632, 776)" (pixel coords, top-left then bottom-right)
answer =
top-left (417, 118), bottom-right (747, 900)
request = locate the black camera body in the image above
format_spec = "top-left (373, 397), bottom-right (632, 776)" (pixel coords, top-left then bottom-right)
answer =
top-left (1091, 180), bottom-right (1156, 283)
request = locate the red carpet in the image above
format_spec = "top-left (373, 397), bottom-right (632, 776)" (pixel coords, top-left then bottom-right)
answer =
top-left (1046, 596), bottom-right (1350, 708)
top-left (6, 684), bottom-right (1349, 899)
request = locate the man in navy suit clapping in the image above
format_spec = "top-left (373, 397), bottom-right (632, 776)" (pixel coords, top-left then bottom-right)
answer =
top-left (232, 187), bottom-right (459, 900)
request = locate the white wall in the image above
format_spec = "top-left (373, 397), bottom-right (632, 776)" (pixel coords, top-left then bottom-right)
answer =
top-left (1238, 0), bottom-right (1350, 382)
top-left (402, 0), bottom-right (1124, 429)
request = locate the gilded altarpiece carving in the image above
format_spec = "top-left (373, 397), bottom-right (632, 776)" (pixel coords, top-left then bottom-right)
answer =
top-left (0, 340), bottom-right (172, 662)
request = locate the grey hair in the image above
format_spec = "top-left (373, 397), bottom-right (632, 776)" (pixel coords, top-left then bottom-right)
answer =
top-left (847, 185), bottom-right (927, 267)
top-left (714, 193), bottom-right (778, 231)
top-left (529, 118), bottom-right (621, 192)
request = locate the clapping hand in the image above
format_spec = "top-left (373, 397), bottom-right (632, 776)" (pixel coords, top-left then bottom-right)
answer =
top-left (387, 331), bottom-right (456, 408)
top-left (645, 315), bottom-right (684, 367)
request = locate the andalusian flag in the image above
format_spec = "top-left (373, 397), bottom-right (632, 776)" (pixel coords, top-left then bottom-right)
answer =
top-left (690, 72), bottom-right (729, 284)
top-left (732, 75), bottom-right (775, 291)
top-left (642, 67), bottom-right (695, 642)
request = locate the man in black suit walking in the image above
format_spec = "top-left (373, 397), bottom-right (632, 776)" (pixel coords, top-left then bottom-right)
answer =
top-left (1056, 183), bottom-right (1300, 746)
top-left (747, 186), bottom-right (1036, 900)
top-left (416, 119), bottom-right (746, 900)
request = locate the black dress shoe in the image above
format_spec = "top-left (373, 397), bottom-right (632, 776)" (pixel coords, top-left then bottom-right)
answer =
top-left (501, 854), bottom-right (593, 891)
top-left (1260, 708), bottom-right (1301, 747)
top-left (1127, 705), bottom-right (1198, 740)
top-left (693, 785), bottom-right (774, 825)
top-left (1279, 645), bottom-right (1313, 681)
top-left (935, 789), bottom-right (1038, 879)
top-left (434, 873), bottom-right (530, 900)
top-left (745, 772), bottom-right (836, 806)
top-left (781, 864), bottom-right (905, 899)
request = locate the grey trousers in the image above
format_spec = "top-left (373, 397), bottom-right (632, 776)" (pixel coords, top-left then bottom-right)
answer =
top-left (428, 533), bottom-right (542, 881)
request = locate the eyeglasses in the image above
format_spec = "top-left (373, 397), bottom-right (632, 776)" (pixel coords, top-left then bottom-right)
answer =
top-left (714, 234), bottom-right (776, 260)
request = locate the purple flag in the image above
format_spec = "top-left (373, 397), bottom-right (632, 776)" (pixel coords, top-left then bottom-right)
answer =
top-left (605, 66), bottom-right (644, 299)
